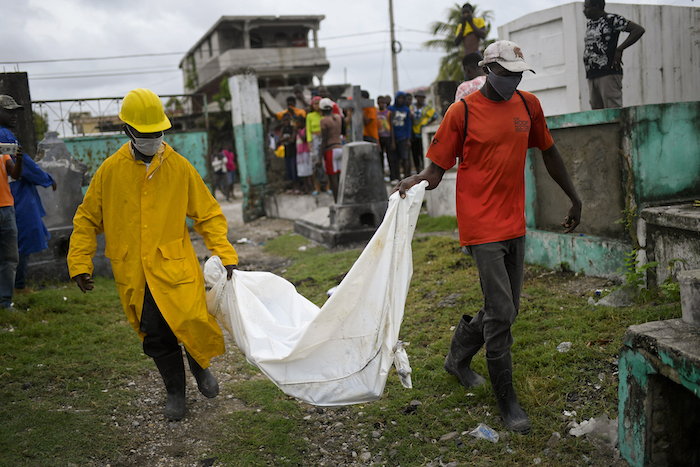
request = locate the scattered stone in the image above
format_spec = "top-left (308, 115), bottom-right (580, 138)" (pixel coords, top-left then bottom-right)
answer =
top-left (438, 293), bottom-right (463, 308)
top-left (359, 451), bottom-right (371, 462)
top-left (439, 431), bottom-right (459, 442)
top-left (533, 457), bottom-right (542, 464)
top-left (371, 431), bottom-right (381, 438)
top-left (389, 448), bottom-right (398, 457)
top-left (546, 431), bottom-right (561, 448)
top-left (597, 285), bottom-right (637, 307)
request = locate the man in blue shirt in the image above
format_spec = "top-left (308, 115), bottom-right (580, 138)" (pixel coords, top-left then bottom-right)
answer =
top-left (0, 94), bottom-right (56, 295)
top-left (388, 91), bottom-right (413, 181)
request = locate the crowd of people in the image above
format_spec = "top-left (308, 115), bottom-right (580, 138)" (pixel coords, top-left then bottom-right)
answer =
top-left (266, 84), bottom-right (439, 202)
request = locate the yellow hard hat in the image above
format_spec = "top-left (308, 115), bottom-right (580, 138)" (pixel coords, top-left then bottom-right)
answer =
top-left (119, 88), bottom-right (172, 133)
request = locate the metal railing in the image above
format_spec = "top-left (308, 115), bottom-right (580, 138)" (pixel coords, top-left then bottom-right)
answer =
top-left (31, 93), bottom-right (209, 137)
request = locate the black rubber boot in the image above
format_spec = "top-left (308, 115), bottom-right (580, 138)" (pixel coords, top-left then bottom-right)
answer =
top-left (186, 350), bottom-right (219, 398)
top-left (153, 349), bottom-right (187, 420)
top-left (487, 351), bottom-right (531, 434)
top-left (444, 315), bottom-right (486, 388)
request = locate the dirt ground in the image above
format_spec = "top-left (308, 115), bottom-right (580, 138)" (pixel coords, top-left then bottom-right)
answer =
top-left (100, 194), bottom-right (617, 467)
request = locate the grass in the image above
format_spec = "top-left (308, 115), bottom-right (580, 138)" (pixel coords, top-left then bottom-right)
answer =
top-left (0, 215), bottom-right (682, 466)
top-left (0, 277), bottom-right (149, 466)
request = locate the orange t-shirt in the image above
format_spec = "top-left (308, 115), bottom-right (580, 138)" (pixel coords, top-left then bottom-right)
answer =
top-left (426, 90), bottom-right (553, 246)
top-left (1, 154), bottom-right (14, 207)
top-left (362, 107), bottom-right (379, 141)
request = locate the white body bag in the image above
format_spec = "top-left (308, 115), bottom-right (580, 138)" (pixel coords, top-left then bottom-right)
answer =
top-left (203, 182), bottom-right (427, 406)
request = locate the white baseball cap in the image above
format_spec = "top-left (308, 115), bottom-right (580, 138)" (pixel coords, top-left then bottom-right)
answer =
top-left (319, 98), bottom-right (334, 110)
top-left (478, 40), bottom-right (535, 73)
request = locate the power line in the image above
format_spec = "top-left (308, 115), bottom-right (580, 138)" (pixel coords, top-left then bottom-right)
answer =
top-left (0, 52), bottom-right (187, 65)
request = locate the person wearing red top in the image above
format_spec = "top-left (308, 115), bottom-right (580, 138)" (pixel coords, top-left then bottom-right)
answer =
top-left (394, 41), bottom-right (582, 435)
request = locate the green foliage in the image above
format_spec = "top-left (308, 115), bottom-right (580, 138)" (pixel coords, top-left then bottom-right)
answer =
top-left (33, 111), bottom-right (49, 141)
top-left (618, 250), bottom-right (658, 289)
top-left (185, 56), bottom-right (199, 91)
top-left (212, 78), bottom-right (231, 111)
top-left (423, 3), bottom-right (495, 81)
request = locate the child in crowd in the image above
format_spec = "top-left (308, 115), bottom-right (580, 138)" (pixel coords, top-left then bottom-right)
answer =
top-left (295, 116), bottom-right (314, 194)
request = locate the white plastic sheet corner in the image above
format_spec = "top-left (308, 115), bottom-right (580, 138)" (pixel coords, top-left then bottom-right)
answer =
top-left (204, 181), bottom-right (428, 406)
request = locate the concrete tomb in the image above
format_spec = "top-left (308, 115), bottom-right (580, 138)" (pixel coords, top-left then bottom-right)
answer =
top-left (294, 142), bottom-right (387, 247)
top-left (31, 132), bottom-right (112, 280)
top-left (619, 317), bottom-right (700, 467)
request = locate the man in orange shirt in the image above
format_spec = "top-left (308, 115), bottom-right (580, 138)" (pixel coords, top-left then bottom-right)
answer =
top-left (361, 90), bottom-right (379, 144)
top-left (394, 41), bottom-right (582, 434)
top-left (0, 95), bottom-right (25, 309)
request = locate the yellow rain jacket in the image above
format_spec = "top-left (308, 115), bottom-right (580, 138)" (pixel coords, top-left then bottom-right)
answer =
top-left (67, 142), bottom-right (238, 368)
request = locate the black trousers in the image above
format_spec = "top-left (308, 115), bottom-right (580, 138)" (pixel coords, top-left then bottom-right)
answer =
top-left (464, 236), bottom-right (526, 359)
top-left (139, 283), bottom-right (179, 359)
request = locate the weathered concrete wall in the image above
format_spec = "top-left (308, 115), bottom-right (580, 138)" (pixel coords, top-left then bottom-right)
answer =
top-left (626, 102), bottom-right (700, 205)
top-left (640, 204), bottom-right (700, 286)
top-left (424, 101), bottom-right (700, 278)
top-left (530, 123), bottom-right (626, 239)
top-left (0, 72), bottom-right (37, 159)
top-left (229, 70), bottom-right (268, 222)
top-left (618, 320), bottom-right (700, 467)
top-left (64, 131), bottom-right (210, 185)
top-left (499, 3), bottom-right (700, 116)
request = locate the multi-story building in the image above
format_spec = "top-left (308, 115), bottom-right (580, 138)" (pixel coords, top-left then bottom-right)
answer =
top-left (179, 15), bottom-right (330, 110)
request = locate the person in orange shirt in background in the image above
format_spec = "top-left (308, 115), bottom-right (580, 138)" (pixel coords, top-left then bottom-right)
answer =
top-left (0, 95), bottom-right (25, 310)
top-left (394, 41), bottom-right (582, 435)
top-left (361, 90), bottom-right (379, 144)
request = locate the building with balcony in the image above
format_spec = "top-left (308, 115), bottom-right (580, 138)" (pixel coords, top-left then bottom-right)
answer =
top-left (179, 15), bottom-right (330, 110)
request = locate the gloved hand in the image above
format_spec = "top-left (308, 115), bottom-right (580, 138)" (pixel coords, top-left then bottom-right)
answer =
top-left (72, 273), bottom-right (94, 293)
top-left (225, 264), bottom-right (238, 280)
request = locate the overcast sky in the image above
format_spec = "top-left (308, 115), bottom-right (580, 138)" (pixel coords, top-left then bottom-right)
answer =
top-left (3, 0), bottom-right (694, 109)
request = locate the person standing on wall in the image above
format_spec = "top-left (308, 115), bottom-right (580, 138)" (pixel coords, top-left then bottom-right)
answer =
top-left (453, 3), bottom-right (487, 55)
top-left (68, 88), bottom-right (239, 421)
top-left (393, 41), bottom-right (582, 434)
top-left (583, 0), bottom-right (645, 109)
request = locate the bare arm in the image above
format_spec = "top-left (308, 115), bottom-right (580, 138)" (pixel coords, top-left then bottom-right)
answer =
top-left (6, 153), bottom-right (24, 180)
top-left (392, 161), bottom-right (446, 199)
top-left (612, 21), bottom-right (645, 70)
top-left (466, 16), bottom-right (487, 40)
top-left (541, 144), bottom-right (582, 233)
top-left (453, 21), bottom-right (465, 46)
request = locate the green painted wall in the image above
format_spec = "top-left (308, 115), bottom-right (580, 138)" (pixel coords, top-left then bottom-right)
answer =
top-left (63, 131), bottom-right (210, 228)
top-left (522, 101), bottom-right (700, 277)
top-left (627, 102), bottom-right (700, 204)
top-left (64, 131), bottom-right (210, 185)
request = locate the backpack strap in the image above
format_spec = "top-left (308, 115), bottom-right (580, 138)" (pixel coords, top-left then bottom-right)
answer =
top-left (461, 98), bottom-right (468, 150)
top-left (516, 90), bottom-right (532, 122)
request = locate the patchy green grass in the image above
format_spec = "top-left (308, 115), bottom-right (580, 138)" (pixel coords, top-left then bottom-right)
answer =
top-left (0, 228), bottom-right (682, 466)
top-left (0, 277), bottom-right (149, 465)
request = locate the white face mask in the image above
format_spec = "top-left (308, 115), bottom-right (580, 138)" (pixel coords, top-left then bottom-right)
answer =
top-left (127, 127), bottom-right (163, 156)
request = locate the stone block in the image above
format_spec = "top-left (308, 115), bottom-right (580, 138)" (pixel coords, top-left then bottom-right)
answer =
top-left (618, 319), bottom-right (700, 467)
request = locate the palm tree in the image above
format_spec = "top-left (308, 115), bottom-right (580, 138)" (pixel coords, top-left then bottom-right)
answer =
top-left (424, 3), bottom-right (494, 81)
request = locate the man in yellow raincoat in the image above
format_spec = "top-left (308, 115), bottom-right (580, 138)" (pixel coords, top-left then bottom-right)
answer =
top-left (67, 88), bottom-right (238, 421)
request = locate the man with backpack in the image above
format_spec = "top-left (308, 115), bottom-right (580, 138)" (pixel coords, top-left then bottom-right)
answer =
top-left (393, 41), bottom-right (582, 434)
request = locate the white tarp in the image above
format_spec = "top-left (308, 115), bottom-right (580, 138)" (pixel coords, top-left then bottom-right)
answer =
top-left (203, 182), bottom-right (427, 406)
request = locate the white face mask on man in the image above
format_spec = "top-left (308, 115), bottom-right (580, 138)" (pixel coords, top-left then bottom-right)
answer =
top-left (127, 127), bottom-right (163, 156)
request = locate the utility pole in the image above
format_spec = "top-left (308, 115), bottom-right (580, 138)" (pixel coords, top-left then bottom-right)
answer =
top-left (389, 0), bottom-right (399, 96)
